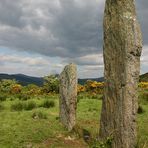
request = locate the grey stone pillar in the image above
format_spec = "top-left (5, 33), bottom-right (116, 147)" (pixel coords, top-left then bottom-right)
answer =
top-left (99, 0), bottom-right (142, 147)
top-left (59, 63), bottom-right (77, 131)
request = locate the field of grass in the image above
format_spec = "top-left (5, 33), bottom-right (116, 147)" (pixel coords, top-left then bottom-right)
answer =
top-left (0, 93), bottom-right (147, 148)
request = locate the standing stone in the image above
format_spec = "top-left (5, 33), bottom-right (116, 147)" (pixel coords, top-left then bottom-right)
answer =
top-left (99, 0), bottom-right (142, 148)
top-left (59, 63), bottom-right (77, 131)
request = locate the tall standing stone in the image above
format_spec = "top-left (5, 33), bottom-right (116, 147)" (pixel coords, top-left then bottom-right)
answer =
top-left (59, 63), bottom-right (77, 131)
top-left (99, 0), bottom-right (142, 148)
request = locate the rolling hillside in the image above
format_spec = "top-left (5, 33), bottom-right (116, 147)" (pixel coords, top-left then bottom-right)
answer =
top-left (0, 74), bottom-right (43, 86)
top-left (139, 73), bottom-right (148, 82)
top-left (0, 72), bottom-right (147, 86)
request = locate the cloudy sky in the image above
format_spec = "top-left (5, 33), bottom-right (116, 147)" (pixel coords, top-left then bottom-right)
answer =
top-left (0, 0), bottom-right (147, 78)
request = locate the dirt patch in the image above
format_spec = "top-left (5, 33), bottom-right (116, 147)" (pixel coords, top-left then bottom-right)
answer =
top-left (36, 135), bottom-right (88, 148)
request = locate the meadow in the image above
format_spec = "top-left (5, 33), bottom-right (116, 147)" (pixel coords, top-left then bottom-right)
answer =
top-left (0, 92), bottom-right (147, 148)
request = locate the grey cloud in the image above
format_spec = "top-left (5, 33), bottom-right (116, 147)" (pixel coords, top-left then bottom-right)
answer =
top-left (0, 0), bottom-right (24, 28)
top-left (51, 0), bottom-right (103, 53)
top-left (0, 0), bottom-right (147, 63)
top-left (136, 0), bottom-right (148, 44)
top-left (0, 0), bottom-right (104, 59)
top-left (62, 54), bottom-right (103, 66)
top-left (0, 54), bottom-right (50, 67)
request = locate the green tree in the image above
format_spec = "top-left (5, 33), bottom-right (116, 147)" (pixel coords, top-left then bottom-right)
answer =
top-left (0, 79), bottom-right (18, 93)
top-left (43, 74), bottom-right (59, 93)
top-left (23, 84), bottom-right (41, 95)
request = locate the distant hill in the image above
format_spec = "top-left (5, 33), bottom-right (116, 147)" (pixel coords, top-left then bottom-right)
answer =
top-left (0, 73), bottom-right (147, 86)
top-left (0, 73), bottom-right (104, 86)
top-left (139, 73), bottom-right (148, 82)
top-left (0, 74), bottom-right (44, 86)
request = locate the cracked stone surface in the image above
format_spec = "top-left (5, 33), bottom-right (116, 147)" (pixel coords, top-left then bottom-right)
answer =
top-left (99, 1), bottom-right (142, 148)
top-left (59, 63), bottom-right (77, 131)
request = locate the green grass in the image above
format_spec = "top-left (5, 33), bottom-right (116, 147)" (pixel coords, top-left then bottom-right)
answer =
top-left (0, 96), bottom-right (65, 148)
top-left (0, 93), bottom-right (147, 148)
top-left (137, 104), bottom-right (148, 147)
top-left (40, 99), bottom-right (55, 108)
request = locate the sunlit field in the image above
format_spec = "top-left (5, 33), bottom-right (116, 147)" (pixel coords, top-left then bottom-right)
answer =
top-left (0, 90), bottom-right (147, 148)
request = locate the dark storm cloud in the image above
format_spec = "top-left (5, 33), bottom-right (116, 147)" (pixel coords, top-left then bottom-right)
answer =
top-left (49, 0), bottom-right (104, 57)
top-left (0, 0), bottom-right (104, 60)
top-left (136, 0), bottom-right (148, 45)
top-left (0, 0), bottom-right (147, 65)
top-left (0, 0), bottom-right (24, 28)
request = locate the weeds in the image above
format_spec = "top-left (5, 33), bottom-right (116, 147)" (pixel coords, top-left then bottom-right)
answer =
top-left (91, 137), bottom-right (113, 148)
top-left (40, 100), bottom-right (55, 108)
top-left (138, 105), bottom-right (145, 114)
top-left (11, 102), bottom-right (24, 111)
top-left (32, 111), bottom-right (48, 119)
top-left (0, 94), bottom-right (7, 101)
top-left (17, 94), bottom-right (31, 101)
top-left (24, 100), bottom-right (36, 110)
top-left (0, 103), bottom-right (4, 111)
top-left (11, 100), bottom-right (36, 111)
top-left (139, 91), bottom-right (148, 105)
top-left (136, 136), bottom-right (148, 148)
top-left (141, 92), bottom-right (148, 103)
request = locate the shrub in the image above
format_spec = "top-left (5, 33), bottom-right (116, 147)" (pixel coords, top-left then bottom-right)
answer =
top-left (85, 80), bottom-right (104, 94)
top-left (0, 79), bottom-right (18, 93)
top-left (77, 84), bottom-right (86, 94)
top-left (24, 100), bottom-right (36, 111)
top-left (11, 102), bottom-right (24, 111)
top-left (17, 94), bottom-right (31, 101)
top-left (32, 111), bottom-right (47, 119)
top-left (11, 84), bottom-right (22, 94)
top-left (91, 137), bottom-right (113, 148)
top-left (137, 105), bottom-right (145, 114)
top-left (141, 92), bottom-right (148, 102)
top-left (138, 82), bottom-right (148, 89)
top-left (77, 95), bottom-right (85, 103)
top-left (91, 95), bottom-right (100, 100)
top-left (40, 100), bottom-right (55, 108)
top-left (0, 103), bottom-right (4, 111)
top-left (11, 100), bottom-right (37, 111)
top-left (42, 75), bottom-right (59, 93)
top-left (82, 129), bottom-right (91, 142)
top-left (9, 96), bottom-right (15, 101)
top-left (139, 92), bottom-right (148, 105)
top-left (0, 94), bottom-right (7, 101)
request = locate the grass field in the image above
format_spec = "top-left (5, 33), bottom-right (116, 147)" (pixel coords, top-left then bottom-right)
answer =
top-left (0, 93), bottom-right (147, 148)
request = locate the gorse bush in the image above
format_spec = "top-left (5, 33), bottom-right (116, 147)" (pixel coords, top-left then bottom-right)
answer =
top-left (138, 82), bottom-right (148, 89)
top-left (40, 100), bottom-right (55, 108)
top-left (77, 84), bottom-right (85, 94)
top-left (32, 111), bottom-right (47, 119)
top-left (11, 84), bottom-right (22, 94)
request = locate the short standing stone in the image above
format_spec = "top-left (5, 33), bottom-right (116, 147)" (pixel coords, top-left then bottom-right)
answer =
top-left (59, 63), bottom-right (77, 131)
